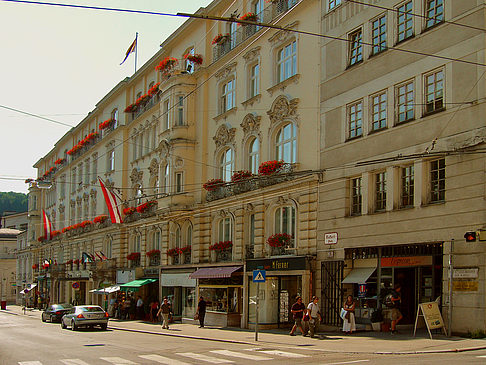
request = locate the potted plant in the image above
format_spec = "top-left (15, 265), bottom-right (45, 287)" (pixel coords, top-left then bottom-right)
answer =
top-left (184, 53), bottom-right (203, 65)
top-left (267, 233), bottom-right (292, 247)
top-left (212, 33), bottom-right (230, 45)
top-left (238, 12), bottom-right (258, 25)
top-left (155, 57), bottom-right (178, 72)
top-left (203, 178), bottom-right (226, 191)
top-left (258, 160), bottom-right (284, 175)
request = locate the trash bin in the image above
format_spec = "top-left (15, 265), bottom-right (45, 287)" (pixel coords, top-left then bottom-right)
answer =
top-left (1, 301), bottom-right (6, 310)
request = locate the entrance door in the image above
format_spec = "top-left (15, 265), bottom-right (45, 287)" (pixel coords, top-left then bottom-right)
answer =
top-left (321, 261), bottom-right (344, 326)
top-left (278, 276), bottom-right (302, 327)
top-left (394, 268), bottom-right (415, 324)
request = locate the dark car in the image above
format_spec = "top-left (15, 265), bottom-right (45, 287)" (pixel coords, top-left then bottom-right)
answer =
top-left (61, 305), bottom-right (109, 330)
top-left (41, 304), bottom-right (74, 323)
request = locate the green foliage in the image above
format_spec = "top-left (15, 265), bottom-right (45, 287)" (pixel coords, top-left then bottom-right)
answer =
top-left (467, 329), bottom-right (486, 339)
top-left (0, 192), bottom-right (28, 216)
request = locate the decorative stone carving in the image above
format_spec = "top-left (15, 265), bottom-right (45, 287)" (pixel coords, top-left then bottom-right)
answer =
top-left (76, 196), bottom-right (82, 205)
top-left (130, 168), bottom-right (143, 185)
top-left (90, 189), bottom-right (97, 198)
top-left (267, 95), bottom-right (299, 125)
top-left (70, 199), bottom-right (76, 208)
top-left (58, 204), bottom-right (65, 213)
top-left (213, 124), bottom-right (236, 148)
top-left (240, 114), bottom-right (261, 137)
top-left (83, 192), bottom-right (89, 202)
top-left (149, 159), bottom-right (159, 178)
top-left (174, 157), bottom-right (184, 169)
top-left (215, 62), bottom-right (237, 81)
top-left (218, 209), bottom-right (230, 218)
top-left (243, 47), bottom-right (261, 63)
top-left (105, 179), bottom-right (115, 190)
top-left (157, 139), bottom-right (171, 160)
top-left (268, 21), bottom-right (299, 47)
top-left (245, 203), bottom-right (254, 212)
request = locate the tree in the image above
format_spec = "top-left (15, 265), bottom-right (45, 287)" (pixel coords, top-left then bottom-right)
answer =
top-left (0, 192), bottom-right (28, 216)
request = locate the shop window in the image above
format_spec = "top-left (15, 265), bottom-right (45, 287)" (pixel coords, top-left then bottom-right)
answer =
top-left (400, 165), bottom-right (414, 208)
top-left (430, 158), bottom-right (445, 203)
top-left (199, 287), bottom-right (241, 313)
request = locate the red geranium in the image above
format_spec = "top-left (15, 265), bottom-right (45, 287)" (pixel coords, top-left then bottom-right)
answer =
top-left (54, 158), bottom-right (66, 165)
top-left (184, 53), bottom-right (203, 65)
top-left (146, 249), bottom-right (160, 257)
top-left (123, 207), bottom-right (136, 216)
top-left (238, 12), bottom-right (258, 24)
top-left (212, 33), bottom-right (230, 45)
top-left (32, 264), bottom-right (38, 270)
top-left (209, 241), bottom-right (233, 251)
top-left (99, 119), bottom-right (114, 130)
top-left (136, 200), bottom-right (157, 213)
top-left (166, 248), bottom-right (179, 257)
top-left (124, 104), bottom-right (136, 113)
top-left (258, 160), bottom-right (284, 175)
top-left (127, 252), bottom-right (141, 261)
top-left (203, 178), bottom-right (225, 191)
top-left (148, 82), bottom-right (161, 96)
top-left (266, 233), bottom-right (293, 247)
top-left (93, 215), bottom-right (108, 223)
top-left (231, 170), bottom-right (253, 183)
top-left (155, 57), bottom-right (178, 72)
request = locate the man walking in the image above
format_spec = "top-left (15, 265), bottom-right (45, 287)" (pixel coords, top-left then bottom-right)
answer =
top-left (157, 297), bottom-right (171, 330)
top-left (306, 296), bottom-right (322, 338)
top-left (289, 296), bottom-right (306, 336)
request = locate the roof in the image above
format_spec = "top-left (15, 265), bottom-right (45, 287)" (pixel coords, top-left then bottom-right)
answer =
top-left (0, 228), bottom-right (22, 238)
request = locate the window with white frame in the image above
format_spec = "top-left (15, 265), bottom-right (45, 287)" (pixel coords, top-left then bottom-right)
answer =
top-left (185, 47), bottom-right (195, 73)
top-left (163, 99), bottom-right (169, 130)
top-left (350, 177), bottom-right (362, 216)
top-left (329, 0), bottom-right (341, 11)
top-left (175, 172), bottom-right (183, 193)
top-left (112, 109), bottom-right (119, 129)
top-left (254, 0), bottom-right (264, 30)
top-left (275, 123), bottom-right (297, 163)
top-left (174, 226), bottom-right (182, 249)
top-left (277, 40), bottom-right (297, 83)
top-left (153, 229), bottom-right (161, 251)
top-left (397, 1), bottom-right (413, 42)
top-left (375, 171), bottom-right (387, 212)
top-left (175, 95), bottom-right (184, 126)
top-left (249, 63), bottom-right (260, 98)
top-left (424, 69), bottom-right (444, 114)
top-left (349, 29), bottom-right (363, 66)
top-left (105, 237), bottom-right (112, 259)
top-left (425, 0), bottom-right (443, 29)
top-left (347, 100), bottom-right (363, 139)
top-left (430, 158), bottom-right (445, 203)
top-left (275, 206), bottom-right (295, 244)
top-left (230, 22), bottom-right (237, 49)
top-left (221, 79), bottom-right (236, 113)
top-left (371, 91), bottom-right (387, 131)
top-left (162, 164), bottom-right (170, 194)
top-left (371, 15), bottom-right (386, 54)
top-left (220, 148), bottom-right (234, 182)
top-left (107, 150), bottom-right (115, 172)
top-left (78, 163), bottom-right (83, 187)
top-left (396, 80), bottom-right (414, 123)
top-left (400, 164), bottom-right (414, 208)
top-left (218, 216), bottom-right (232, 242)
top-left (133, 233), bottom-right (141, 253)
top-left (248, 137), bottom-right (259, 174)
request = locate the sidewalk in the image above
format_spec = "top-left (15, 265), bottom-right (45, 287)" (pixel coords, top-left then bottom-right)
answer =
top-left (3, 305), bottom-right (486, 355)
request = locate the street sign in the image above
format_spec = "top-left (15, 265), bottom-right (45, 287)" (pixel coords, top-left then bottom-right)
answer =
top-left (252, 270), bottom-right (266, 283)
top-left (324, 232), bottom-right (338, 244)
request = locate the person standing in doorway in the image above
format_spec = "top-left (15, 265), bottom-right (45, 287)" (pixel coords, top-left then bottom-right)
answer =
top-left (390, 284), bottom-right (403, 334)
top-left (196, 296), bottom-right (207, 328)
top-left (289, 296), bottom-right (306, 336)
top-left (157, 297), bottom-right (171, 330)
top-left (342, 295), bottom-right (356, 335)
top-left (136, 295), bottom-right (144, 320)
top-left (306, 296), bottom-right (322, 338)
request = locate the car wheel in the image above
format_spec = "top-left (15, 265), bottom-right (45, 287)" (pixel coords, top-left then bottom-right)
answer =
top-left (41, 314), bottom-right (46, 322)
top-left (101, 324), bottom-right (107, 330)
top-left (49, 315), bottom-right (54, 323)
top-left (71, 320), bottom-right (77, 331)
top-left (61, 320), bottom-right (67, 329)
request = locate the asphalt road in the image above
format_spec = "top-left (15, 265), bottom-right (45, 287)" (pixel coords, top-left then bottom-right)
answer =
top-left (1, 311), bottom-right (486, 365)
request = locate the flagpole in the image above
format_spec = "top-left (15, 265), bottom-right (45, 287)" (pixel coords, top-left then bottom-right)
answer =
top-left (134, 32), bottom-right (138, 74)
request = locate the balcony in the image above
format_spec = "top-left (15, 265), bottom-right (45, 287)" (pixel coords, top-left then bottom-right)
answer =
top-left (126, 92), bottom-right (162, 124)
top-left (149, 255), bottom-right (160, 266)
top-left (215, 249), bottom-right (232, 263)
top-left (96, 258), bottom-right (117, 270)
top-left (213, 0), bottom-right (299, 62)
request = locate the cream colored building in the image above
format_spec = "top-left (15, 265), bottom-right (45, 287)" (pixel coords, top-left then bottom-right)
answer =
top-left (22, 0), bottom-right (321, 327)
top-left (318, 0), bottom-right (486, 333)
top-left (0, 228), bottom-right (20, 304)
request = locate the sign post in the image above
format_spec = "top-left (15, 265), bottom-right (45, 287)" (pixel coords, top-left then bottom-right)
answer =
top-left (252, 270), bottom-right (266, 342)
top-left (413, 301), bottom-right (447, 339)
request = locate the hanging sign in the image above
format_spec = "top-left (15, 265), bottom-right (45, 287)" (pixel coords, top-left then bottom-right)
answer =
top-left (324, 232), bottom-right (338, 244)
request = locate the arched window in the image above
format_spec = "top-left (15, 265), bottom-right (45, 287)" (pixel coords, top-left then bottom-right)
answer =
top-left (275, 123), bottom-right (297, 163)
top-left (186, 225), bottom-right (192, 247)
top-left (185, 47), bottom-right (195, 73)
top-left (135, 184), bottom-right (143, 205)
top-left (163, 164), bottom-right (170, 194)
top-left (274, 206), bottom-right (296, 240)
top-left (175, 227), bottom-right (181, 249)
top-left (248, 138), bottom-right (259, 174)
top-left (220, 148), bottom-right (234, 182)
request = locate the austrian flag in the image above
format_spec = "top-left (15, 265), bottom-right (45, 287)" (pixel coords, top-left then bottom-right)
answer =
top-left (42, 210), bottom-right (52, 240)
top-left (99, 178), bottom-right (123, 224)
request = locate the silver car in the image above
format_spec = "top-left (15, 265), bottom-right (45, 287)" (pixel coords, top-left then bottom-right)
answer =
top-left (61, 305), bottom-right (109, 331)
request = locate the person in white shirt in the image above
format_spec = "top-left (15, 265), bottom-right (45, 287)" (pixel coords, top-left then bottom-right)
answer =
top-left (306, 296), bottom-right (322, 338)
top-left (136, 295), bottom-right (144, 320)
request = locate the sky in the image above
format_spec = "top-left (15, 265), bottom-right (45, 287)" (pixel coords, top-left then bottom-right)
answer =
top-left (0, 0), bottom-right (212, 194)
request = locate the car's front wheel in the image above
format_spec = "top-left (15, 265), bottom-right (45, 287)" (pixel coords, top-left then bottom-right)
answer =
top-left (61, 320), bottom-right (67, 329)
top-left (71, 320), bottom-right (77, 331)
top-left (41, 314), bottom-right (46, 322)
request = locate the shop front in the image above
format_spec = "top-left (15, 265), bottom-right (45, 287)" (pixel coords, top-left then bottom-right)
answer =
top-left (246, 256), bottom-right (311, 329)
top-left (160, 270), bottom-right (196, 321)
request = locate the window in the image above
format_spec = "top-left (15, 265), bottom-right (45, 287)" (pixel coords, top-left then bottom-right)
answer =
top-left (78, 163), bottom-right (83, 187)
top-left (112, 109), bottom-right (119, 129)
top-left (349, 29), bottom-right (363, 66)
top-left (138, 133), bottom-right (144, 158)
top-left (375, 172), bottom-right (387, 212)
top-left (218, 217), bottom-right (232, 242)
top-left (163, 164), bottom-right (170, 194)
top-left (430, 159), bottom-right (445, 202)
top-left (108, 150), bottom-right (115, 172)
top-left (249, 63), bottom-right (260, 98)
top-left (396, 80), bottom-right (414, 123)
top-left (106, 238), bottom-right (112, 259)
top-left (176, 95), bottom-right (184, 126)
top-left (277, 41), bottom-right (297, 84)
top-left (371, 15), bottom-right (386, 54)
top-left (351, 177), bottom-right (362, 215)
top-left (174, 227), bottom-right (182, 249)
top-left (84, 160), bottom-right (90, 185)
top-left (175, 172), bottom-right (183, 193)
top-left (371, 92), bottom-right (387, 131)
top-left (397, 1), bottom-right (413, 42)
top-left (230, 22), bottom-right (237, 49)
top-left (424, 70), bottom-right (444, 114)
top-left (185, 47), bottom-right (195, 73)
top-left (220, 148), bottom-right (234, 182)
top-left (152, 125), bottom-right (157, 150)
top-left (249, 214), bottom-right (256, 248)
top-left (133, 233), bottom-right (141, 253)
top-left (60, 175), bottom-right (66, 199)
top-left (135, 185), bottom-right (143, 205)
top-left (401, 165), bottom-right (414, 207)
top-left (163, 99), bottom-right (169, 130)
top-left (221, 79), bottom-right (235, 113)
top-left (425, 0), bottom-right (443, 28)
top-left (254, 0), bottom-right (264, 30)
top-left (348, 101), bottom-right (363, 139)
top-left (186, 225), bottom-right (193, 247)
top-left (275, 206), bottom-right (295, 239)
top-left (329, 0), bottom-right (341, 11)
top-left (248, 138), bottom-right (259, 174)
top-left (92, 154), bottom-right (98, 182)
top-left (71, 168), bottom-right (76, 194)
top-left (275, 123), bottom-right (297, 163)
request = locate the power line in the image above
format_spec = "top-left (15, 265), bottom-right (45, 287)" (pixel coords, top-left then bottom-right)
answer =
top-left (0, 104), bottom-right (75, 128)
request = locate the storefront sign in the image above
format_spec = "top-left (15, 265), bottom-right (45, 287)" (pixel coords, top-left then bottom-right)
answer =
top-left (453, 280), bottom-right (478, 291)
top-left (381, 256), bottom-right (432, 267)
top-left (143, 268), bottom-right (159, 277)
top-left (161, 273), bottom-right (196, 287)
top-left (358, 284), bottom-right (367, 298)
top-left (453, 268), bottom-right (478, 279)
top-left (246, 256), bottom-right (307, 271)
top-left (324, 232), bottom-right (338, 244)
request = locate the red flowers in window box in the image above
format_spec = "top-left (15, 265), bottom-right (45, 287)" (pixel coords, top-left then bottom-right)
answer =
top-left (32, 264), bottom-right (38, 270)
top-left (66, 259), bottom-right (73, 265)
top-left (123, 207), bottom-right (136, 216)
top-left (67, 133), bottom-right (99, 155)
top-left (80, 220), bottom-right (92, 228)
top-left (166, 248), bottom-right (179, 257)
top-left (203, 178), bottom-right (225, 191)
top-left (155, 57), bottom-right (178, 72)
top-left (54, 158), bottom-right (66, 165)
top-left (258, 160), bottom-right (284, 175)
top-left (135, 94), bottom-right (150, 106)
top-left (238, 12), bottom-right (258, 24)
top-left (231, 170), bottom-right (253, 183)
top-left (124, 104), bottom-right (136, 113)
top-left (37, 235), bottom-right (46, 242)
top-left (146, 249), bottom-right (160, 257)
top-left (94, 215), bottom-right (108, 224)
top-left (51, 230), bottom-right (61, 237)
top-left (148, 82), bottom-right (161, 96)
top-left (209, 240), bottom-right (233, 251)
top-left (184, 53), bottom-right (203, 65)
top-left (99, 118), bottom-right (114, 130)
top-left (127, 252), bottom-right (141, 261)
top-left (212, 33), bottom-right (230, 45)
top-left (136, 200), bottom-right (157, 213)
top-left (266, 233), bottom-right (293, 247)
top-left (180, 246), bottom-right (191, 253)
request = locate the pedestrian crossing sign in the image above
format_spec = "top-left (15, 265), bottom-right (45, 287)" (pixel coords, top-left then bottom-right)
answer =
top-left (253, 270), bottom-right (266, 282)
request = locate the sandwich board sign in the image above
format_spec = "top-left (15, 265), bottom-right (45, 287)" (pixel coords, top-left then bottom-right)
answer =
top-left (413, 301), bottom-right (447, 339)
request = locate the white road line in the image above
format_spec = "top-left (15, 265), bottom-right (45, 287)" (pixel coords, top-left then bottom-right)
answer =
top-left (100, 357), bottom-right (139, 365)
top-left (477, 355), bottom-right (486, 358)
top-left (176, 352), bottom-right (234, 364)
top-left (210, 350), bottom-right (273, 361)
top-left (324, 361), bottom-right (370, 365)
top-left (60, 360), bottom-right (91, 365)
top-left (18, 362), bottom-right (43, 365)
top-left (252, 350), bottom-right (309, 358)
top-left (139, 354), bottom-right (191, 365)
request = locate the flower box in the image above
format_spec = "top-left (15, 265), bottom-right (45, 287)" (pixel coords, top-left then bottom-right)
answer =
top-left (155, 57), bottom-right (178, 72)
top-left (123, 207), bottom-right (137, 216)
top-left (124, 104), bottom-right (136, 113)
top-left (99, 118), bottom-right (114, 130)
top-left (148, 82), bottom-right (161, 96)
top-left (54, 158), bottom-right (66, 165)
top-left (136, 200), bottom-right (157, 213)
top-left (203, 178), bottom-right (226, 191)
top-left (209, 240), bottom-right (233, 251)
top-left (180, 246), bottom-right (191, 253)
top-left (238, 12), bottom-right (258, 25)
top-left (231, 170), bottom-right (253, 183)
top-left (212, 33), bottom-right (230, 45)
top-left (184, 53), bottom-right (203, 65)
top-left (146, 249), bottom-right (160, 257)
top-left (267, 233), bottom-right (293, 247)
top-left (166, 248), bottom-right (179, 257)
top-left (127, 252), bottom-right (141, 261)
top-left (258, 160), bottom-right (284, 175)
top-left (93, 215), bottom-right (108, 224)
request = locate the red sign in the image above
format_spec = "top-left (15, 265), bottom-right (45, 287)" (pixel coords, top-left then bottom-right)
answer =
top-left (72, 282), bottom-right (80, 289)
top-left (381, 256), bottom-right (432, 267)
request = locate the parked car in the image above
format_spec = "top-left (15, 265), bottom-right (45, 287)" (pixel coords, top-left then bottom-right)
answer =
top-left (41, 304), bottom-right (74, 323)
top-left (61, 305), bottom-right (109, 330)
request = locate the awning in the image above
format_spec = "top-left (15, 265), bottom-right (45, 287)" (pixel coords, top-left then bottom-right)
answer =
top-left (89, 285), bottom-right (120, 295)
top-left (119, 278), bottom-right (158, 291)
top-left (189, 266), bottom-right (242, 279)
top-left (342, 267), bottom-right (376, 284)
top-left (20, 283), bottom-right (37, 295)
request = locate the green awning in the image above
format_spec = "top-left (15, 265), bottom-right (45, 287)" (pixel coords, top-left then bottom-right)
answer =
top-left (120, 278), bottom-right (158, 291)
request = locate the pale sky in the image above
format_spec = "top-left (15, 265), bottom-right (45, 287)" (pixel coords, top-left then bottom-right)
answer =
top-left (0, 0), bottom-right (212, 194)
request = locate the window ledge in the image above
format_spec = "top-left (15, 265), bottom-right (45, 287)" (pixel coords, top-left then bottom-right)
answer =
top-left (213, 107), bottom-right (237, 123)
top-left (394, 118), bottom-right (415, 127)
top-left (241, 94), bottom-right (261, 108)
top-left (267, 74), bottom-right (300, 96)
top-left (368, 126), bottom-right (387, 135)
top-left (346, 60), bottom-right (363, 70)
top-left (422, 108), bottom-right (445, 118)
top-left (345, 134), bottom-right (363, 142)
top-left (423, 200), bottom-right (445, 207)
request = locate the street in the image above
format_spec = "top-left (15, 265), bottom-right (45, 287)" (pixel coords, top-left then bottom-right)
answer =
top-left (2, 311), bottom-right (486, 365)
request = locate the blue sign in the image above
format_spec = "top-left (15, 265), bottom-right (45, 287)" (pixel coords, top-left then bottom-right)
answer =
top-left (252, 270), bottom-right (266, 283)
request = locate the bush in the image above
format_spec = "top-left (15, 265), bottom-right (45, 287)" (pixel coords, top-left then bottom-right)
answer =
top-left (467, 329), bottom-right (486, 339)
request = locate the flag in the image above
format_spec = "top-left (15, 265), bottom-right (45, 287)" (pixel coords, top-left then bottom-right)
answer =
top-left (82, 252), bottom-right (93, 263)
top-left (120, 36), bottom-right (137, 65)
top-left (43, 259), bottom-right (50, 267)
top-left (100, 251), bottom-right (108, 261)
top-left (99, 178), bottom-right (123, 224)
top-left (95, 251), bottom-right (103, 261)
top-left (89, 253), bottom-right (96, 262)
top-left (42, 210), bottom-right (52, 240)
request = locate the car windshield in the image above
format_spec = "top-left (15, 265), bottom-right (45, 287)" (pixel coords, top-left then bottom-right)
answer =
top-left (79, 306), bottom-right (104, 312)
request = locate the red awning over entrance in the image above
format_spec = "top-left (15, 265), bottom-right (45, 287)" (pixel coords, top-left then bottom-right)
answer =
top-left (189, 266), bottom-right (242, 279)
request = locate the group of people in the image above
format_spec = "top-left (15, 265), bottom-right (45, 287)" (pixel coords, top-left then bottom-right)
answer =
top-left (289, 296), bottom-right (322, 338)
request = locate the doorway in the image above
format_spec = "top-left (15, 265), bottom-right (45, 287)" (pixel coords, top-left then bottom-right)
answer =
top-left (394, 268), bottom-right (415, 324)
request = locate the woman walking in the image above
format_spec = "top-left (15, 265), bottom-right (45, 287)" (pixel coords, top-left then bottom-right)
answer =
top-left (342, 295), bottom-right (356, 335)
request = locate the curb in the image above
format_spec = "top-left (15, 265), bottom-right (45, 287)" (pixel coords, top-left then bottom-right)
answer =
top-left (376, 345), bottom-right (486, 355)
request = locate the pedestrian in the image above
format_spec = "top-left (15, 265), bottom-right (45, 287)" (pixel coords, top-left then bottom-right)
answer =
top-left (157, 297), bottom-right (171, 330)
top-left (150, 300), bottom-right (160, 323)
top-left (136, 295), bottom-right (144, 320)
top-left (306, 296), bottom-right (322, 338)
top-left (342, 295), bottom-right (356, 335)
top-left (390, 284), bottom-right (403, 334)
top-left (196, 296), bottom-right (207, 328)
top-left (289, 296), bottom-right (307, 336)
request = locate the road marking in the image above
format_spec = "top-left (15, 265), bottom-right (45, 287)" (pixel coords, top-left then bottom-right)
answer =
top-left (100, 357), bottom-right (139, 364)
top-left (60, 360), bottom-right (91, 365)
top-left (323, 361), bottom-right (370, 365)
top-left (18, 362), bottom-right (43, 365)
top-left (176, 352), bottom-right (233, 364)
top-left (139, 354), bottom-right (191, 365)
top-left (250, 350), bottom-right (309, 358)
top-left (210, 350), bottom-right (272, 361)
top-left (477, 356), bottom-right (486, 358)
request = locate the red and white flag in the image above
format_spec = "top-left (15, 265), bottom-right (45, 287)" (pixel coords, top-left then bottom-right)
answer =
top-left (42, 210), bottom-right (52, 240)
top-left (99, 178), bottom-right (123, 224)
